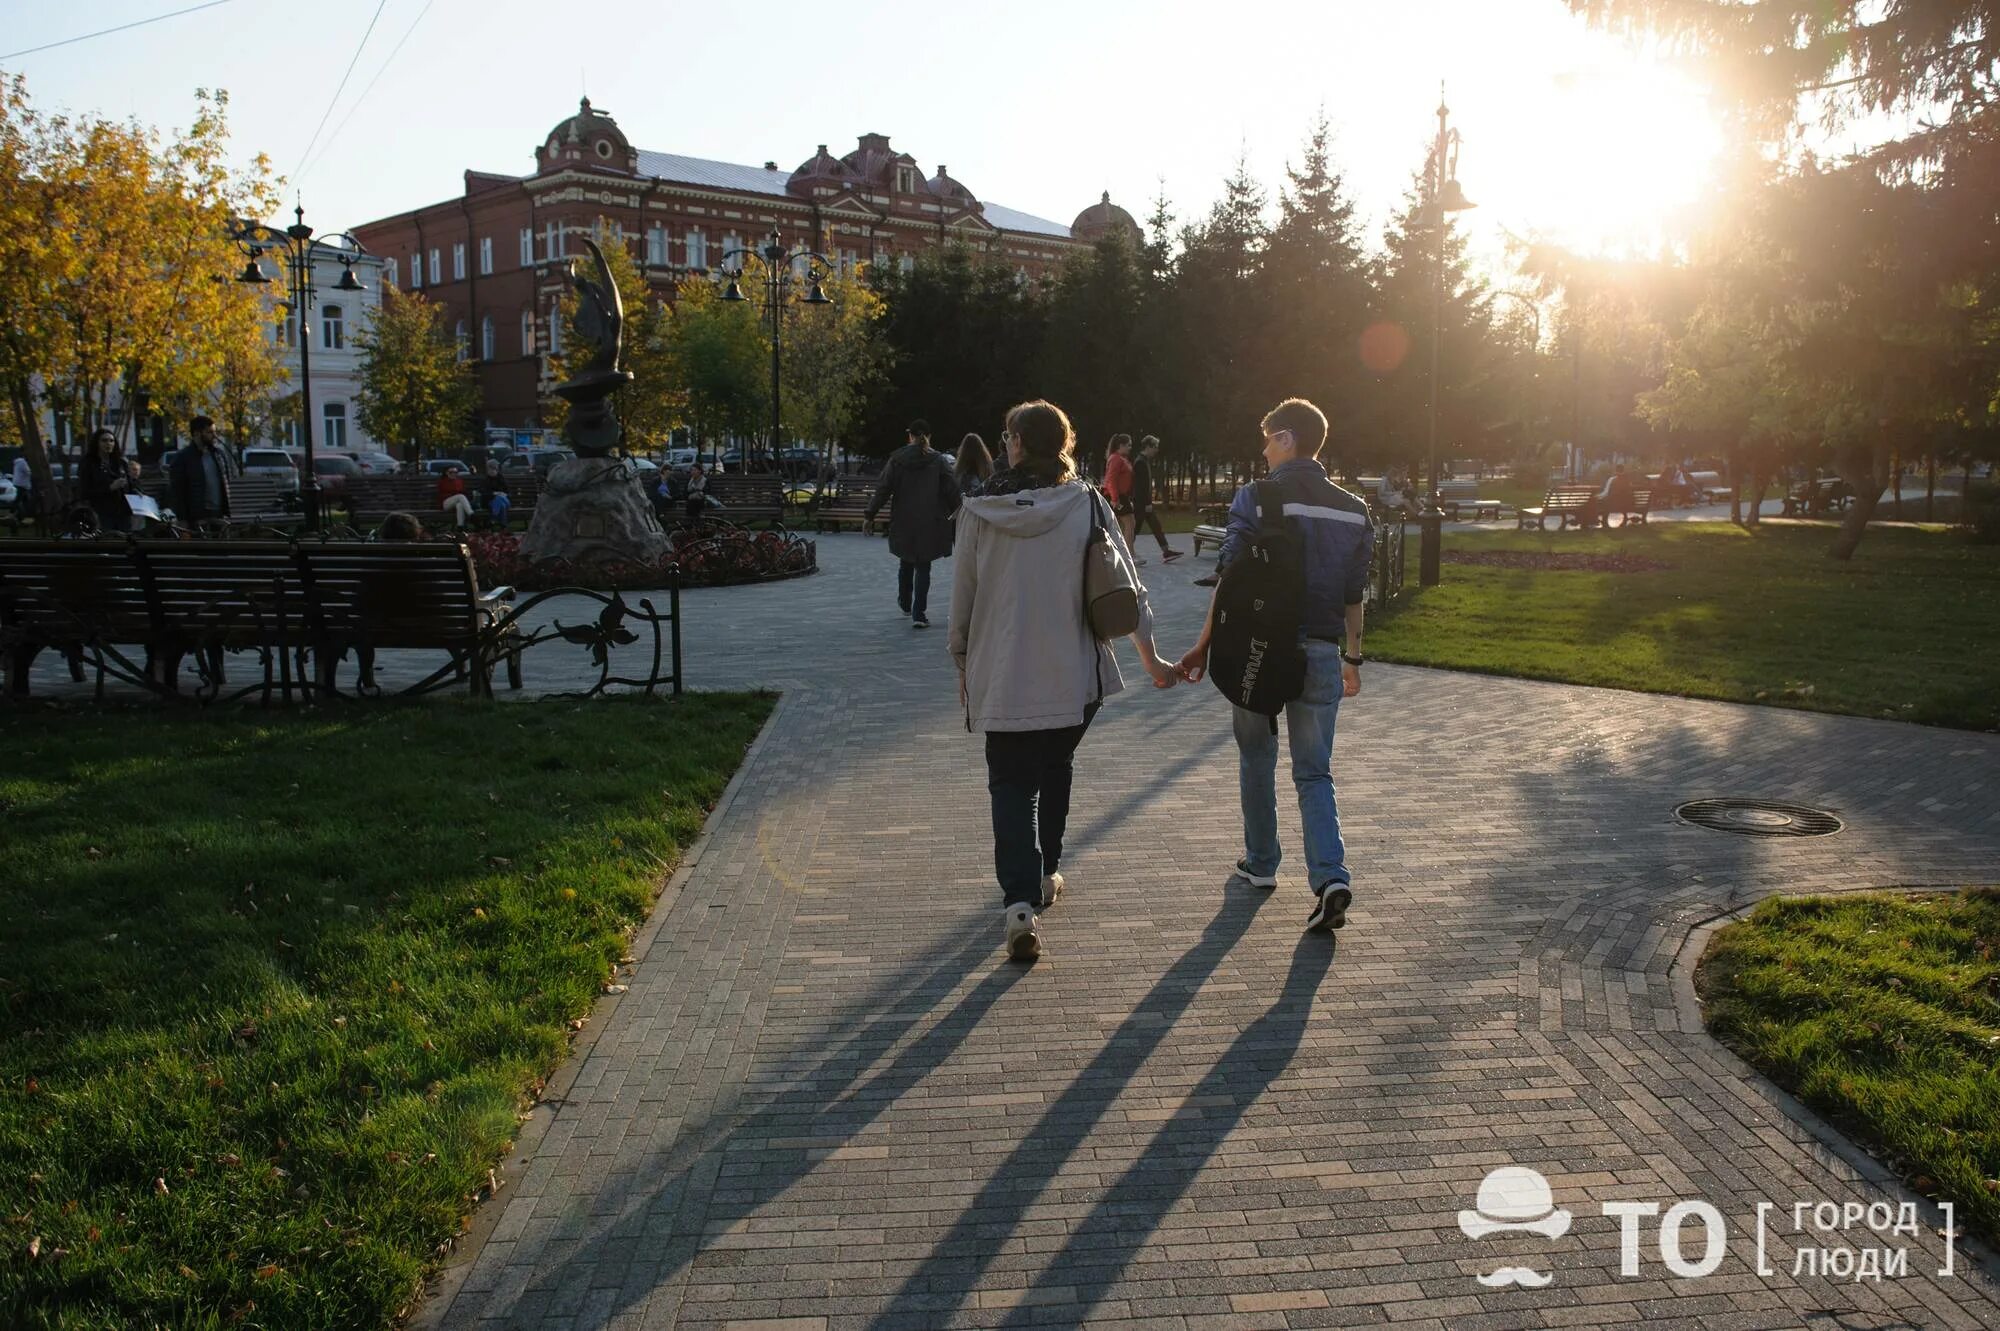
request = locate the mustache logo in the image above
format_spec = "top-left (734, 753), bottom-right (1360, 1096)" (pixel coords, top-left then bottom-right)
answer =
top-left (1476, 1266), bottom-right (1553, 1288)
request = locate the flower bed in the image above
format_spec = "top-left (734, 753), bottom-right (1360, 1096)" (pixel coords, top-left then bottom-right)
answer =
top-left (466, 525), bottom-right (816, 592)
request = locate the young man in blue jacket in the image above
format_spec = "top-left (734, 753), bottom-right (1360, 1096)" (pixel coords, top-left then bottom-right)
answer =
top-left (1176, 398), bottom-right (1369, 933)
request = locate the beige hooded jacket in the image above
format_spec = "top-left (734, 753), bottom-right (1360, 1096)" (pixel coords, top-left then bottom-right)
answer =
top-left (947, 479), bottom-right (1155, 732)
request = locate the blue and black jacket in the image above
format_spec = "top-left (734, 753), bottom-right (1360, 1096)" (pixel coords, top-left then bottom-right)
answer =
top-left (1217, 458), bottom-right (1372, 640)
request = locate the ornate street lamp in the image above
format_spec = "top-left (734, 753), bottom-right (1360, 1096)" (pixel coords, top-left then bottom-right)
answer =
top-left (719, 230), bottom-right (834, 472)
top-left (231, 204), bottom-right (369, 530)
top-left (1421, 87), bottom-right (1476, 588)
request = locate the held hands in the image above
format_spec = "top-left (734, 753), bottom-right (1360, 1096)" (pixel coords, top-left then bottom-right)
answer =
top-left (1140, 649), bottom-right (1179, 690)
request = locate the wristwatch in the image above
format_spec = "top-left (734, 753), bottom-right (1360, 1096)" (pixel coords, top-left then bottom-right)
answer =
top-left (1341, 651), bottom-right (1364, 666)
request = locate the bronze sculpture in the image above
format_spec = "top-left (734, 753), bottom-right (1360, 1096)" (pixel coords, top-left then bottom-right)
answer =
top-left (553, 237), bottom-right (634, 458)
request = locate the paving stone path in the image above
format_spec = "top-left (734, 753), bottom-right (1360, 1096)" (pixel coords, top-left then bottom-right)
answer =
top-left (24, 534), bottom-right (2000, 1329)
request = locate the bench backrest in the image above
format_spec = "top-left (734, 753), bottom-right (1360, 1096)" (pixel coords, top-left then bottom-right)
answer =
top-left (1542, 486), bottom-right (1597, 510)
top-left (1436, 478), bottom-right (1480, 501)
top-left (0, 542), bottom-right (158, 637)
top-left (296, 542), bottom-right (484, 642)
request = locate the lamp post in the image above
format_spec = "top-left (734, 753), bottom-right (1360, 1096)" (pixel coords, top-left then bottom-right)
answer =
top-left (1421, 86), bottom-right (1476, 588)
top-left (719, 230), bottom-right (834, 473)
top-left (231, 203), bottom-right (368, 531)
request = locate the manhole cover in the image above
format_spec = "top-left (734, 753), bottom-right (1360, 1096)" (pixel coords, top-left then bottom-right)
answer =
top-left (1676, 798), bottom-right (1843, 837)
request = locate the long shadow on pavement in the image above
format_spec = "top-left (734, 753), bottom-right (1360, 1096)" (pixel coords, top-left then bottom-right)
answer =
top-left (863, 889), bottom-right (1272, 1330)
top-left (986, 932), bottom-right (1336, 1328)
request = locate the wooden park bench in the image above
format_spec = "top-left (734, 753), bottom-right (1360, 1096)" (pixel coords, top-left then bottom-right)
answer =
top-left (1191, 504), bottom-right (1230, 557)
top-left (1781, 477), bottom-right (1852, 518)
top-left (1688, 470), bottom-right (1731, 504)
top-left (702, 475), bottom-right (790, 529)
top-left (348, 475), bottom-right (543, 531)
top-left (1517, 485), bottom-right (1600, 530)
top-left (0, 538), bottom-right (522, 700)
top-left (1606, 487), bottom-right (1652, 528)
top-left (812, 486), bottom-right (878, 533)
top-left (1435, 479), bottom-right (1503, 521)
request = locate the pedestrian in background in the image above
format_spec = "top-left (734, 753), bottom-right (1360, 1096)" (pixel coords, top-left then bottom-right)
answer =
top-left (82, 428), bottom-right (131, 534)
top-left (1103, 433), bottom-right (1137, 558)
top-left (1130, 435), bottom-right (1182, 563)
top-left (866, 419), bottom-right (960, 629)
top-left (954, 432), bottom-right (994, 498)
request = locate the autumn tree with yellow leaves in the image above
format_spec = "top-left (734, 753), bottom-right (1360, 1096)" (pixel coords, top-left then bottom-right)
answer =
top-left (0, 77), bottom-right (280, 517)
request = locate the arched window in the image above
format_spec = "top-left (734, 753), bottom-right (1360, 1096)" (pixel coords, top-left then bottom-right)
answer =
top-left (455, 320), bottom-right (468, 360)
top-left (480, 316), bottom-right (495, 361)
top-left (520, 309), bottom-right (534, 356)
top-left (322, 304), bottom-right (344, 350)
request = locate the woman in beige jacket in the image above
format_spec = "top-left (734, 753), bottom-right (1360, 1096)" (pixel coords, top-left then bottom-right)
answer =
top-left (948, 400), bottom-right (1178, 961)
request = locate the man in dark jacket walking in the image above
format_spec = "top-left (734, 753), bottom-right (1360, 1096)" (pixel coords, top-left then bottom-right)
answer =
top-left (866, 419), bottom-right (961, 628)
top-left (1130, 435), bottom-right (1183, 564)
top-left (168, 416), bottom-right (232, 529)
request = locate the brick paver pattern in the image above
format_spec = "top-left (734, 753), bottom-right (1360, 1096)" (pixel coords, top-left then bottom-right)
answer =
top-left (27, 534), bottom-right (2000, 1329)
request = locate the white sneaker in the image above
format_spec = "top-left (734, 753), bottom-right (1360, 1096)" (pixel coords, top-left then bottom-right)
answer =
top-left (1040, 871), bottom-right (1064, 910)
top-left (1234, 859), bottom-right (1278, 889)
top-left (1004, 904), bottom-right (1041, 961)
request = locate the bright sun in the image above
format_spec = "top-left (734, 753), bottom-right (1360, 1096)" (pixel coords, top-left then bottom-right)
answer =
top-left (1474, 54), bottom-right (1730, 257)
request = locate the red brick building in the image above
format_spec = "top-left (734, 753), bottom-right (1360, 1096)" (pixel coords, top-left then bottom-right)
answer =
top-left (351, 99), bottom-right (1139, 432)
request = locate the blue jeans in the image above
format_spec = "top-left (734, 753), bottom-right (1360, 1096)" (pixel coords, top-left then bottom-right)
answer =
top-left (1233, 639), bottom-right (1350, 895)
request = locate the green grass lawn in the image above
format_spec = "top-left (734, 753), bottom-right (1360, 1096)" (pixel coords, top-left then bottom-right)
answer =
top-left (1367, 521), bottom-right (2000, 729)
top-left (1697, 890), bottom-right (2000, 1247)
top-left (0, 696), bottom-right (772, 1330)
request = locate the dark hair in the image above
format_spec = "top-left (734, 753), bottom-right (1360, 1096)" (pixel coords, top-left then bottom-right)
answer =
top-left (1002, 400), bottom-right (1077, 483)
top-left (955, 432), bottom-right (993, 483)
top-left (906, 418), bottom-right (931, 440)
top-left (189, 415), bottom-right (214, 432)
top-left (1109, 433), bottom-right (1132, 454)
top-left (1259, 398), bottom-right (1328, 457)
top-left (378, 511), bottom-right (423, 541)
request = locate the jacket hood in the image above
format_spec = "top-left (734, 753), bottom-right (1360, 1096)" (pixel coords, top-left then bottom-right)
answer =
top-left (961, 478), bottom-right (1092, 537)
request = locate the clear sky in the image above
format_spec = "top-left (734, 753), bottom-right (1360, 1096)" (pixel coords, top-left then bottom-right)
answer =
top-left (1, 0), bottom-right (1741, 272)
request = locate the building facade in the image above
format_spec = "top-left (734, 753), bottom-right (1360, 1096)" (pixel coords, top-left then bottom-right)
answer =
top-left (351, 100), bottom-right (1139, 433)
top-left (37, 245), bottom-right (385, 460)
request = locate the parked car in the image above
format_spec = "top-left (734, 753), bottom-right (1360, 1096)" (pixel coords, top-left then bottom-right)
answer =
top-left (501, 448), bottom-right (575, 478)
top-left (240, 447), bottom-right (302, 492)
top-left (665, 447), bottom-right (698, 470)
top-left (310, 453), bottom-right (364, 499)
top-left (349, 451), bottom-right (402, 475)
top-left (422, 457), bottom-right (466, 478)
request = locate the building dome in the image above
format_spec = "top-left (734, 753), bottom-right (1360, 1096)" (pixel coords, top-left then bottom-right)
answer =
top-left (1071, 191), bottom-right (1139, 242)
top-left (841, 132), bottom-right (918, 188)
top-left (926, 165), bottom-right (978, 208)
top-left (788, 143), bottom-right (849, 197)
top-left (536, 97), bottom-right (636, 174)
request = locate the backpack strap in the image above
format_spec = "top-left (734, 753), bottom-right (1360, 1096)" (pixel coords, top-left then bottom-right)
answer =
top-left (1253, 479), bottom-right (1285, 534)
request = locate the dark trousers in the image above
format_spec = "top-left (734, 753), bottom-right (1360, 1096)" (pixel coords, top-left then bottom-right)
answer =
top-left (1134, 503), bottom-right (1172, 553)
top-left (984, 703), bottom-right (1099, 910)
top-left (898, 560), bottom-right (932, 617)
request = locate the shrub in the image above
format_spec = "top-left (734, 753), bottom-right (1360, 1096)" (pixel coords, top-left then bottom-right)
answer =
top-left (466, 525), bottom-right (816, 592)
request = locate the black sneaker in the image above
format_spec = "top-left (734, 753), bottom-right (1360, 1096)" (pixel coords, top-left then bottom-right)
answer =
top-left (1192, 574), bottom-right (1218, 587)
top-left (1306, 885), bottom-right (1351, 933)
top-left (898, 597), bottom-right (911, 614)
top-left (1162, 549), bottom-right (1184, 563)
top-left (912, 613), bottom-right (929, 629)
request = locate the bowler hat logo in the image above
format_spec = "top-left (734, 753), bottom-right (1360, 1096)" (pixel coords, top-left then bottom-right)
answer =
top-left (1459, 1166), bottom-right (1571, 1288)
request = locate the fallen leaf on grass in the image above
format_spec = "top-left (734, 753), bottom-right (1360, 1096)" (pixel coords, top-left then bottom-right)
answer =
top-left (603, 983), bottom-right (629, 995)
top-left (154, 1177), bottom-right (168, 1196)
top-left (254, 1263), bottom-right (281, 1279)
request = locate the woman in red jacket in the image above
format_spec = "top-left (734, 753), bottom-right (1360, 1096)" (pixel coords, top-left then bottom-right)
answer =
top-left (436, 464), bottom-right (473, 528)
top-left (1102, 433), bottom-right (1135, 554)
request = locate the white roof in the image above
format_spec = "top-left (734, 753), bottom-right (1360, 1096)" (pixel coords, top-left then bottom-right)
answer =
top-left (632, 149), bottom-right (1072, 239)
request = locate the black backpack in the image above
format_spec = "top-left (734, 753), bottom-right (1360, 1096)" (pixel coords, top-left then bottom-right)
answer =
top-left (1207, 481), bottom-right (1306, 724)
